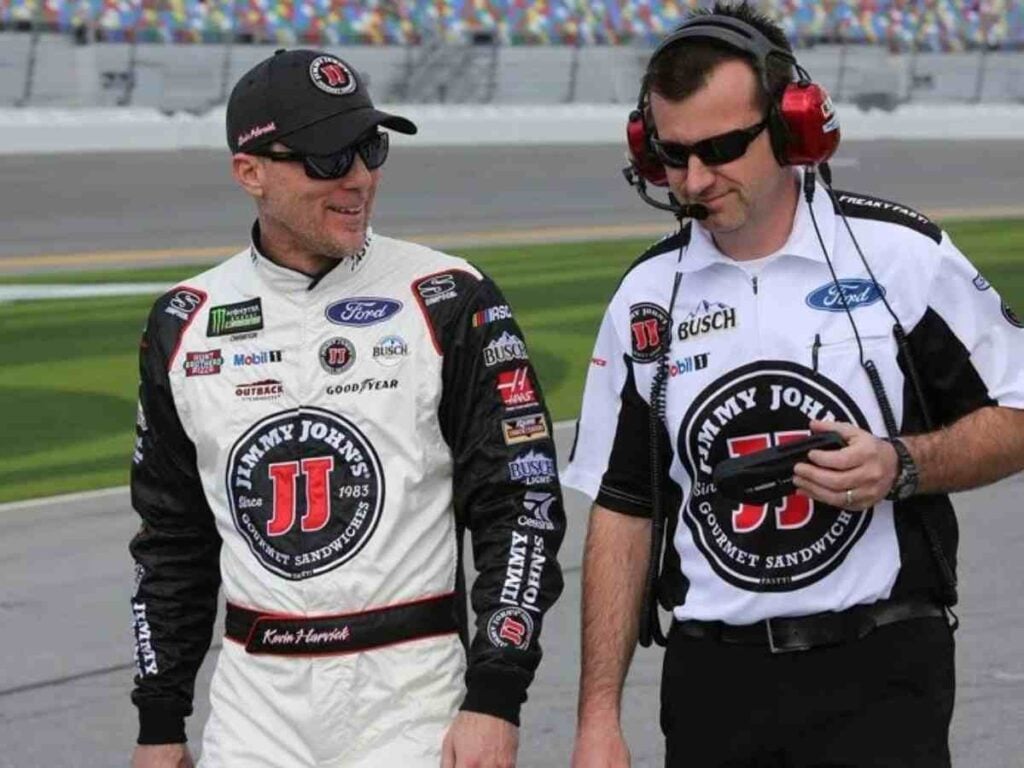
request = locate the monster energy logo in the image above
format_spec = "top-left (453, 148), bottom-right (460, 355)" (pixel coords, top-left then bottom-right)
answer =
top-left (207, 298), bottom-right (264, 337)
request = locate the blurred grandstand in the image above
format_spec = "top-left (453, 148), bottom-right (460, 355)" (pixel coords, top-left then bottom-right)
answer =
top-left (2, 1), bottom-right (1023, 108)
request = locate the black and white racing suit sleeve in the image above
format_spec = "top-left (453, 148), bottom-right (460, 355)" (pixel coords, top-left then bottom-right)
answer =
top-left (421, 270), bottom-right (565, 727)
top-left (129, 291), bottom-right (222, 745)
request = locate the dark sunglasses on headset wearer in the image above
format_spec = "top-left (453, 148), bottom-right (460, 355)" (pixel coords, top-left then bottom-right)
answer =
top-left (649, 117), bottom-right (768, 169)
top-left (250, 130), bottom-right (390, 180)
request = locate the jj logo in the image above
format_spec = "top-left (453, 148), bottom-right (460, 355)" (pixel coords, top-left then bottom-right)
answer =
top-left (726, 431), bottom-right (813, 533)
top-left (266, 457), bottom-right (335, 536)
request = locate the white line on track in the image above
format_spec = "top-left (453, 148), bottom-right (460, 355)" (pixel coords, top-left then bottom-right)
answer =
top-left (0, 282), bottom-right (171, 302)
top-left (0, 485), bottom-right (129, 513)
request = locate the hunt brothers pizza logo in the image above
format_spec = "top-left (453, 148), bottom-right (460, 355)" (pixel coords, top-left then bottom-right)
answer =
top-left (226, 407), bottom-right (385, 580)
top-left (677, 361), bottom-right (870, 592)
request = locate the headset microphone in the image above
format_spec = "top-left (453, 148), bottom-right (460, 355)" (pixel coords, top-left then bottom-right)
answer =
top-left (622, 163), bottom-right (709, 221)
top-left (682, 203), bottom-right (709, 220)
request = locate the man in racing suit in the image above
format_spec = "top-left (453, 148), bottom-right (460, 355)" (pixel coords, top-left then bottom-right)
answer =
top-left (129, 49), bottom-right (565, 768)
top-left (567, 4), bottom-right (1024, 767)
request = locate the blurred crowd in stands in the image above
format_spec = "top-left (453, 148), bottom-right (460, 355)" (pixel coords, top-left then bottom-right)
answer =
top-left (2, 0), bottom-right (1022, 51)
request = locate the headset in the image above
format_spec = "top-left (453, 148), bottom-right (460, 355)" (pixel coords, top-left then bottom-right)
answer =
top-left (633, 15), bottom-right (957, 649)
top-left (623, 14), bottom-right (840, 218)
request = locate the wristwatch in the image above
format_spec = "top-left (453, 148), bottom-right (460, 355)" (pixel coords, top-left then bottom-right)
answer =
top-left (884, 437), bottom-right (919, 501)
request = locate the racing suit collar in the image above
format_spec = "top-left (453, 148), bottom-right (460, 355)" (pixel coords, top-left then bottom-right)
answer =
top-left (248, 220), bottom-right (374, 291)
top-left (681, 174), bottom-right (837, 274)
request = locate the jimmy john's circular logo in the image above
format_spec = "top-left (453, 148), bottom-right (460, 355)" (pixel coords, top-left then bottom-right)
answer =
top-left (486, 606), bottom-right (534, 650)
top-left (629, 303), bottom-right (670, 363)
top-left (309, 55), bottom-right (357, 96)
top-left (226, 407), bottom-right (384, 580)
top-left (678, 361), bottom-right (870, 592)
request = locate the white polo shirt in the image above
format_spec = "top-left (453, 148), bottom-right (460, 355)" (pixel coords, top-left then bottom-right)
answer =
top-left (564, 179), bottom-right (1024, 625)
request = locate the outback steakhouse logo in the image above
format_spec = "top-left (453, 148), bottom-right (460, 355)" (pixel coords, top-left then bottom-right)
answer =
top-left (226, 407), bottom-right (385, 580)
top-left (678, 361), bottom-right (870, 592)
top-left (235, 379), bottom-right (284, 401)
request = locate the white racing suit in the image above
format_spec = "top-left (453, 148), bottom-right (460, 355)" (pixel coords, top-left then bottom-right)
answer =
top-left (129, 226), bottom-right (565, 766)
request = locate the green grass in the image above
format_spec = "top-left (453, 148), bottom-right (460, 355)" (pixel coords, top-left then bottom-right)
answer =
top-left (1, 220), bottom-right (1022, 503)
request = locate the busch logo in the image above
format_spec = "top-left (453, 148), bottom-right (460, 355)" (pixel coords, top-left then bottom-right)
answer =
top-left (677, 301), bottom-right (737, 342)
top-left (483, 331), bottom-right (528, 367)
top-left (372, 335), bottom-right (408, 367)
top-left (508, 449), bottom-right (556, 486)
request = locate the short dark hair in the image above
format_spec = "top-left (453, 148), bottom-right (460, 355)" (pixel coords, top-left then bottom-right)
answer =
top-left (645, 1), bottom-right (794, 114)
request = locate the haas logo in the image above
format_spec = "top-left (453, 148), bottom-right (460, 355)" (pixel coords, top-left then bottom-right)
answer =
top-left (310, 56), bottom-right (357, 96)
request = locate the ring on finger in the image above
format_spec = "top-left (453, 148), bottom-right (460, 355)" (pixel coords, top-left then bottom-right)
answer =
top-left (845, 488), bottom-right (855, 507)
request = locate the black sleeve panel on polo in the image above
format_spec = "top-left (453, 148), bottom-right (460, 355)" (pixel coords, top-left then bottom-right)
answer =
top-left (595, 357), bottom-right (671, 518)
top-left (831, 189), bottom-right (942, 244)
top-left (421, 268), bottom-right (565, 728)
top-left (129, 288), bottom-right (222, 745)
top-left (902, 306), bottom-right (996, 426)
top-left (888, 306), bottom-right (991, 603)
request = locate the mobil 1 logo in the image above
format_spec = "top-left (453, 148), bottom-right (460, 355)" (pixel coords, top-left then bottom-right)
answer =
top-left (226, 407), bottom-right (385, 580)
top-left (678, 360), bottom-right (871, 592)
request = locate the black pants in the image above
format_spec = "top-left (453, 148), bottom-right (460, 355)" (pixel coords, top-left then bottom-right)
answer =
top-left (661, 617), bottom-right (955, 768)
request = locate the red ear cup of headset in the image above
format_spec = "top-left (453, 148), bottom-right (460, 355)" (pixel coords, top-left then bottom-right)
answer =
top-left (777, 80), bottom-right (840, 166)
top-left (627, 108), bottom-right (669, 187)
top-left (625, 16), bottom-right (842, 185)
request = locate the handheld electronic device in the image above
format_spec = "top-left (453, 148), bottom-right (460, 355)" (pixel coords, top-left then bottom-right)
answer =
top-left (712, 432), bottom-right (845, 504)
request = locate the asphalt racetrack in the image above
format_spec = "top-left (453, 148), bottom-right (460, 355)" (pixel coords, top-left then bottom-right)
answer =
top-left (3, 139), bottom-right (1024, 270)
top-left (1, 141), bottom-right (1023, 767)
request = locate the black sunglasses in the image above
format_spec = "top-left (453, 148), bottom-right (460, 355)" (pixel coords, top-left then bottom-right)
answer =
top-left (253, 131), bottom-right (389, 180)
top-left (650, 118), bottom-right (768, 168)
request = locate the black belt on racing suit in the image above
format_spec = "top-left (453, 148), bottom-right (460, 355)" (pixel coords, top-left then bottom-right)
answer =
top-left (225, 592), bottom-right (459, 656)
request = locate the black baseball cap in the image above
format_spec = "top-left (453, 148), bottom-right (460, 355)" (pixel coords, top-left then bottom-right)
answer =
top-left (226, 49), bottom-right (417, 155)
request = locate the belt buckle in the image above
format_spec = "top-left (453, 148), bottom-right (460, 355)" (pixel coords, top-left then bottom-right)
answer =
top-left (765, 617), bottom-right (805, 654)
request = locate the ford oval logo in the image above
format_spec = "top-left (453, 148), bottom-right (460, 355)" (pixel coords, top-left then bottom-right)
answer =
top-left (326, 297), bottom-right (403, 327)
top-left (805, 279), bottom-right (885, 312)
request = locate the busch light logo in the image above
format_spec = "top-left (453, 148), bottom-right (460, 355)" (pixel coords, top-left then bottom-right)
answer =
top-left (805, 279), bottom-right (885, 313)
top-left (326, 297), bottom-right (403, 327)
top-left (508, 449), bottom-right (556, 486)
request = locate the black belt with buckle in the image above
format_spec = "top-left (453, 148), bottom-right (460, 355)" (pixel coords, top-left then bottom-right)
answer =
top-left (225, 592), bottom-right (459, 656)
top-left (672, 598), bottom-right (945, 654)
